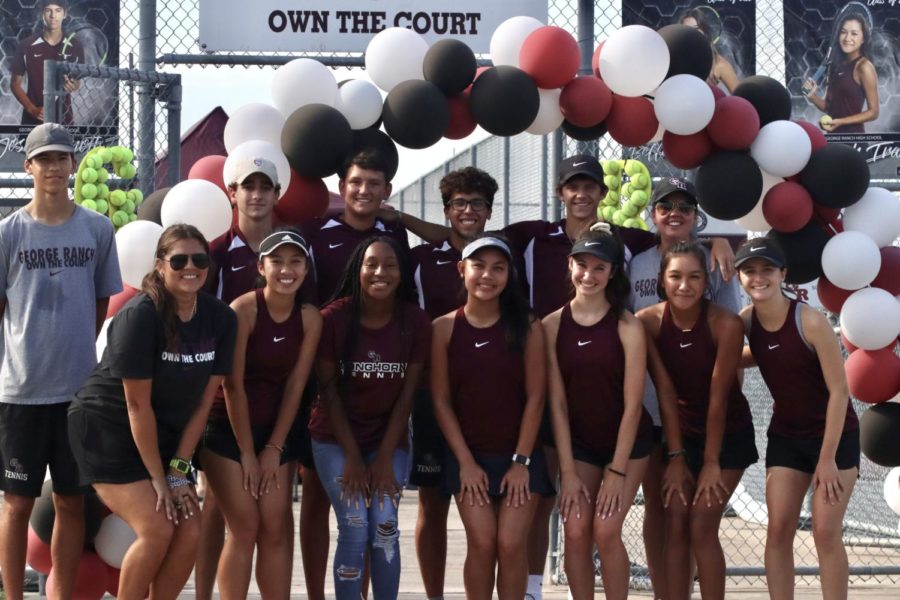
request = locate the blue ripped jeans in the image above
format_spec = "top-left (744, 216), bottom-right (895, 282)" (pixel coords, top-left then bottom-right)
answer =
top-left (312, 441), bottom-right (408, 600)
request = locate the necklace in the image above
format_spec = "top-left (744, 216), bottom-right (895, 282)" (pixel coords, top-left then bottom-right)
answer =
top-left (180, 295), bottom-right (197, 321)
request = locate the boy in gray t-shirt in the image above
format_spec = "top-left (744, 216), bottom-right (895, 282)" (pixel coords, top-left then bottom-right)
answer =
top-left (0, 123), bottom-right (121, 600)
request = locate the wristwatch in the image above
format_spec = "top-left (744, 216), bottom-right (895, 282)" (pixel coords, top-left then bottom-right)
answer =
top-left (168, 457), bottom-right (191, 475)
top-left (512, 453), bottom-right (531, 467)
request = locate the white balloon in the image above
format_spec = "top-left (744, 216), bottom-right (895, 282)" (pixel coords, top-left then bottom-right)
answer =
top-left (95, 317), bottom-right (111, 361)
top-left (599, 26), bottom-right (669, 97)
top-left (160, 179), bottom-right (232, 242)
top-left (223, 140), bottom-right (291, 199)
top-left (115, 220), bottom-right (164, 289)
top-left (224, 103), bottom-right (285, 153)
top-left (271, 58), bottom-right (337, 116)
top-left (365, 28), bottom-right (428, 92)
top-left (840, 287), bottom-right (900, 350)
top-left (750, 120), bottom-right (812, 178)
top-left (526, 88), bottom-right (564, 135)
top-left (95, 514), bottom-right (137, 569)
top-left (335, 80), bottom-right (384, 130)
top-left (736, 170), bottom-right (783, 232)
top-left (490, 16), bottom-right (544, 68)
top-left (843, 187), bottom-right (900, 248)
top-left (653, 75), bottom-right (714, 135)
top-left (885, 467), bottom-right (900, 517)
top-left (821, 231), bottom-right (881, 291)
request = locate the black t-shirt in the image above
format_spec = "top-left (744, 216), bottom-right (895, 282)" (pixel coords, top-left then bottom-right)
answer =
top-left (75, 293), bottom-right (237, 441)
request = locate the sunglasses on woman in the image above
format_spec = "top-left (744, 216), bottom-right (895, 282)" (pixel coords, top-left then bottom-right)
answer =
top-left (164, 253), bottom-right (210, 270)
top-left (654, 199), bottom-right (697, 216)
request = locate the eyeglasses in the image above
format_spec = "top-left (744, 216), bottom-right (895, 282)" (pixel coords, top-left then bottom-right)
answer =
top-left (654, 200), bottom-right (697, 216)
top-left (449, 198), bottom-right (490, 212)
top-left (163, 253), bottom-right (210, 270)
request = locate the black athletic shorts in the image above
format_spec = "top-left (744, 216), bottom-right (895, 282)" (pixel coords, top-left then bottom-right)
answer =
top-left (409, 389), bottom-right (446, 487)
top-left (0, 402), bottom-right (85, 497)
top-left (681, 426), bottom-right (759, 475)
top-left (766, 428), bottom-right (860, 474)
top-left (295, 378), bottom-right (318, 470)
top-left (539, 405), bottom-right (555, 447)
top-left (199, 418), bottom-right (300, 467)
top-left (443, 448), bottom-right (555, 498)
top-left (572, 435), bottom-right (653, 469)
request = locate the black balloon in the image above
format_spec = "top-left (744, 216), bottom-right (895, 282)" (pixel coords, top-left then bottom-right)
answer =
top-left (29, 481), bottom-right (106, 547)
top-left (733, 76), bottom-right (792, 127)
top-left (768, 221), bottom-right (832, 284)
top-left (136, 186), bottom-right (169, 225)
top-left (470, 66), bottom-right (540, 137)
top-left (562, 119), bottom-right (608, 142)
top-left (282, 104), bottom-right (354, 179)
top-left (349, 128), bottom-right (400, 182)
top-left (695, 151), bottom-right (762, 220)
top-left (658, 25), bottom-right (713, 80)
top-left (382, 80), bottom-right (450, 150)
top-left (860, 403), bottom-right (900, 467)
top-left (423, 39), bottom-right (477, 96)
top-left (800, 144), bottom-right (870, 209)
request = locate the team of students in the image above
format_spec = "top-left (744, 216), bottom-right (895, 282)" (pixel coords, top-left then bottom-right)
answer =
top-left (0, 124), bottom-right (858, 600)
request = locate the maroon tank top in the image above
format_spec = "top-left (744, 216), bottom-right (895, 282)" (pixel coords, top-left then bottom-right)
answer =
top-left (749, 300), bottom-right (857, 438)
top-left (656, 300), bottom-right (752, 437)
top-left (556, 304), bottom-right (652, 453)
top-left (828, 56), bottom-right (866, 134)
top-left (211, 289), bottom-right (304, 427)
top-left (447, 309), bottom-right (525, 454)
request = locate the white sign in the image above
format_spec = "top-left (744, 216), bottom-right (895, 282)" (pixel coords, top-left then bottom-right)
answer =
top-left (198, 0), bottom-right (547, 53)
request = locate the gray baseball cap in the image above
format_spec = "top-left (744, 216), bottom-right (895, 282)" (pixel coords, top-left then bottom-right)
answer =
top-left (25, 123), bottom-right (75, 159)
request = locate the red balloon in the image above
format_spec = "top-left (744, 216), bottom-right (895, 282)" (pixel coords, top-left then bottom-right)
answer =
top-left (106, 285), bottom-right (139, 319)
top-left (872, 246), bottom-right (900, 296)
top-left (47, 552), bottom-right (107, 600)
top-left (606, 95), bottom-right (658, 147)
top-left (763, 181), bottom-right (814, 233)
top-left (520, 26), bottom-right (580, 89)
top-left (817, 275), bottom-right (853, 314)
top-left (840, 330), bottom-right (858, 354)
top-left (464, 66), bottom-right (491, 94)
top-left (559, 77), bottom-right (613, 127)
top-left (708, 82), bottom-right (726, 102)
top-left (813, 203), bottom-right (842, 224)
top-left (273, 170), bottom-right (329, 225)
top-left (707, 96), bottom-right (760, 150)
top-left (591, 41), bottom-right (605, 79)
top-left (793, 119), bottom-right (828, 152)
top-left (845, 345), bottom-right (900, 403)
top-left (662, 130), bottom-right (713, 170)
top-left (187, 155), bottom-right (228, 194)
top-left (105, 565), bottom-right (120, 597)
top-left (445, 93), bottom-right (477, 140)
top-left (26, 526), bottom-right (52, 574)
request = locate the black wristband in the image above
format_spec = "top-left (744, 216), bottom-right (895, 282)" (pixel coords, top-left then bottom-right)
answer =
top-left (607, 467), bottom-right (626, 477)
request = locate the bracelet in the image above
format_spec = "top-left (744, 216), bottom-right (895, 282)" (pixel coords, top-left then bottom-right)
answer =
top-left (607, 467), bottom-right (626, 477)
top-left (166, 474), bottom-right (192, 489)
top-left (667, 449), bottom-right (686, 459)
top-left (265, 442), bottom-right (284, 453)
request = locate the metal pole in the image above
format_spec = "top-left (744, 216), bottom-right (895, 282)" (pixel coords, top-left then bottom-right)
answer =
top-left (43, 60), bottom-right (61, 124)
top-left (576, 0), bottom-right (597, 157)
top-left (137, 0), bottom-right (157, 195)
top-left (166, 76), bottom-right (182, 187)
top-left (551, 130), bottom-right (563, 222)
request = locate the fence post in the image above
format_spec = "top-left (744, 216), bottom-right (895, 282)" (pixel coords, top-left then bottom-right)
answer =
top-left (137, 0), bottom-right (157, 195)
top-left (42, 60), bottom-right (61, 124)
top-left (166, 76), bottom-right (183, 187)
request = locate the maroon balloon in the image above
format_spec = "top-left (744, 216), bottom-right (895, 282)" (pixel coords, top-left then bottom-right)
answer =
top-left (273, 170), bottom-right (329, 225)
top-left (606, 95), bottom-right (658, 147)
top-left (708, 82), bottom-right (726, 101)
top-left (519, 26), bottom-right (580, 89)
top-left (793, 119), bottom-right (828, 152)
top-left (26, 527), bottom-right (51, 574)
top-left (106, 285), bottom-right (139, 319)
top-left (46, 552), bottom-right (107, 600)
top-left (559, 76), bottom-right (613, 127)
top-left (662, 130), bottom-right (713, 170)
top-left (818, 275), bottom-right (854, 314)
top-left (445, 93), bottom-right (477, 140)
top-left (187, 155), bottom-right (228, 194)
top-left (812, 203), bottom-right (842, 225)
top-left (871, 246), bottom-right (900, 296)
top-left (706, 96), bottom-right (760, 150)
top-left (763, 181), bottom-right (814, 233)
top-left (846, 345), bottom-right (900, 404)
top-left (840, 330), bottom-right (858, 354)
top-left (591, 41), bottom-right (605, 78)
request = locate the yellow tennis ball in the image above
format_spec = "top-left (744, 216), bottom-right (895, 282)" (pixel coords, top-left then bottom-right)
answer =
top-left (600, 205), bottom-right (616, 222)
top-left (622, 202), bottom-right (639, 218)
top-left (606, 160), bottom-right (622, 175)
top-left (98, 148), bottom-right (112, 163)
top-left (604, 175), bottom-right (620, 191)
top-left (623, 217), bottom-right (641, 228)
top-left (81, 183), bottom-right (97, 199)
top-left (820, 114), bottom-right (833, 127)
top-left (129, 213), bottom-right (138, 222)
top-left (96, 168), bottom-right (109, 183)
top-left (128, 189), bottom-right (144, 205)
top-left (612, 210), bottom-right (626, 225)
top-left (625, 161), bottom-right (643, 177)
top-left (109, 189), bottom-right (127, 207)
top-left (117, 163), bottom-right (136, 179)
top-left (81, 167), bottom-right (98, 184)
top-left (110, 147), bottom-right (125, 162)
top-left (630, 190), bottom-right (649, 207)
top-left (122, 148), bottom-right (134, 162)
top-left (81, 199), bottom-right (97, 212)
top-left (97, 184), bottom-right (110, 200)
top-left (111, 210), bottom-right (129, 228)
top-left (123, 199), bottom-right (135, 214)
top-left (631, 173), bottom-right (649, 189)
top-left (621, 182), bottom-right (633, 197)
top-left (94, 199), bottom-right (109, 214)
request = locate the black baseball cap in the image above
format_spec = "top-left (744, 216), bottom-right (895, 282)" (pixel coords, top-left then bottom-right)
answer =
top-left (734, 237), bottom-right (786, 269)
top-left (569, 234), bottom-right (622, 264)
top-left (558, 154), bottom-right (606, 187)
top-left (651, 177), bottom-right (698, 206)
top-left (259, 230), bottom-right (310, 258)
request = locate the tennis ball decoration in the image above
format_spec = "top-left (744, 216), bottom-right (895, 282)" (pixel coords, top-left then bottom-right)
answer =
top-left (820, 114), bottom-right (833, 129)
top-left (74, 146), bottom-right (141, 231)
top-left (599, 159), bottom-right (651, 230)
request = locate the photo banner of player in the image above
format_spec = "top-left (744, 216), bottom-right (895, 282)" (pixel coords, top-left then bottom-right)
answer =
top-left (0, 0), bottom-right (119, 170)
top-left (786, 1), bottom-right (900, 179)
top-left (620, 0), bottom-right (757, 181)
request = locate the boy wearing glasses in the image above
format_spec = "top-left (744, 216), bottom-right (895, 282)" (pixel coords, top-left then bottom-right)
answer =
top-left (0, 123), bottom-right (120, 600)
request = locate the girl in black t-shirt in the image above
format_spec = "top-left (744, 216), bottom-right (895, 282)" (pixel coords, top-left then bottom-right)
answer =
top-left (69, 224), bottom-right (237, 600)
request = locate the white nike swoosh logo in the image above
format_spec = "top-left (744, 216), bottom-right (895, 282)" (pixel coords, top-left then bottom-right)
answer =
top-left (750, 247), bottom-right (765, 252)
top-left (230, 265), bottom-right (246, 271)
top-left (475, 341), bottom-right (489, 348)
top-left (680, 343), bottom-right (692, 348)
top-left (577, 340), bottom-right (592, 347)
top-left (436, 260), bottom-right (453, 265)
top-left (573, 161), bottom-right (588, 167)
top-left (584, 242), bottom-right (601, 247)
top-left (768, 344), bottom-right (779, 350)
top-left (329, 243), bottom-right (344, 249)
top-left (273, 336), bottom-right (286, 343)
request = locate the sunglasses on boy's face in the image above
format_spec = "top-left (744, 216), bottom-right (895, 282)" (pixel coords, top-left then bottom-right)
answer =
top-left (163, 253), bottom-right (210, 270)
top-left (654, 199), bottom-right (697, 216)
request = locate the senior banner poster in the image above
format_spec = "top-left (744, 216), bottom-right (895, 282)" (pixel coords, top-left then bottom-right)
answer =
top-left (620, 0), bottom-right (756, 182)
top-left (0, 0), bottom-right (119, 170)
top-left (786, 1), bottom-right (900, 179)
